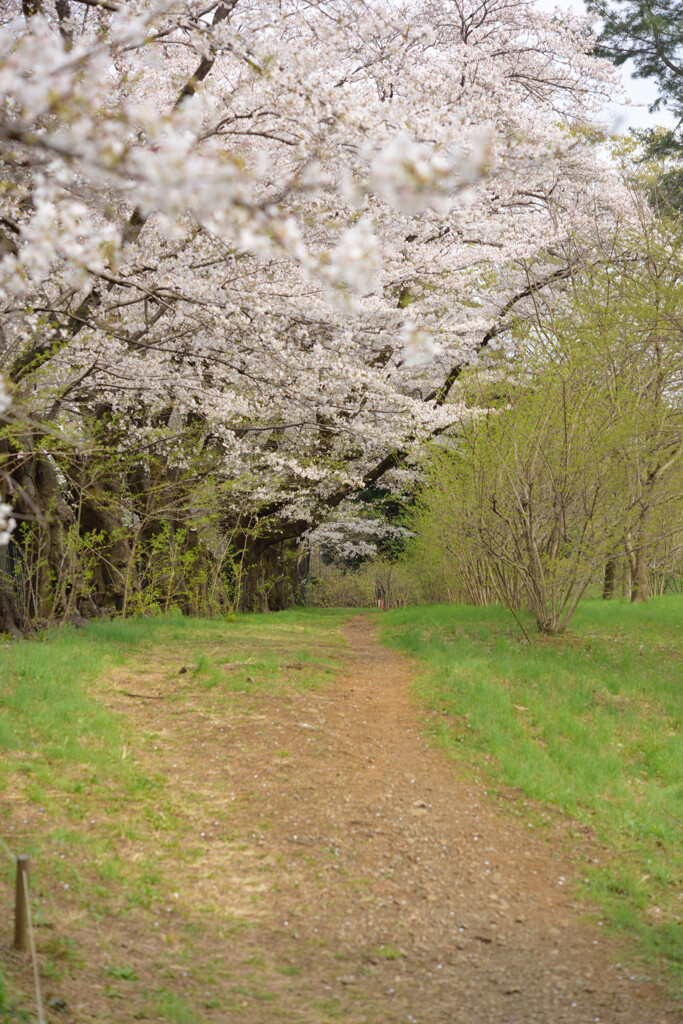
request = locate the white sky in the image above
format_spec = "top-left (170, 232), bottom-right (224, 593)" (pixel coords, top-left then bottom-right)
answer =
top-left (534, 0), bottom-right (678, 135)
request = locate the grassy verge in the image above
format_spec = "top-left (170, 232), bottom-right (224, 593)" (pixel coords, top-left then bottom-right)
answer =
top-left (0, 608), bottom-right (351, 1022)
top-left (0, 606), bottom-right (349, 772)
top-left (381, 596), bottom-right (683, 993)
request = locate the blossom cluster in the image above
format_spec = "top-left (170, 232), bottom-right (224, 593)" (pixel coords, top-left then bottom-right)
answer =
top-left (0, 0), bottom-right (631, 545)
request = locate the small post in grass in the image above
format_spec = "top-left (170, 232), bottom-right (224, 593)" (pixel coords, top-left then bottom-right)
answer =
top-left (13, 854), bottom-right (30, 951)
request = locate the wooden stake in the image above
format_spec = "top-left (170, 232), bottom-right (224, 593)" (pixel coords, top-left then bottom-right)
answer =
top-left (13, 854), bottom-right (30, 951)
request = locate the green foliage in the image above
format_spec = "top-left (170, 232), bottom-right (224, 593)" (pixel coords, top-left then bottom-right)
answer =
top-left (611, 130), bottom-right (683, 215)
top-left (0, 416), bottom-right (257, 632)
top-left (587, 0), bottom-right (683, 156)
top-left (382, 597), bottom-right (683, 989)
top-left (307, 557), bottom-right (418, 609)
top-left (403, 217), bottom-right (683, 630)
top-left (408, 359), bottom-right (627, 631)
top-left (307, 565), bottom-right (376, 607)
top-left (589, 0), bottom-right (683, 209)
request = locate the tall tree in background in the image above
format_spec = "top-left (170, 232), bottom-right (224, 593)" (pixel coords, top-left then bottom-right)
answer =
top-left (587, 0), bottom-right (683, 154)
top-left (587, 0), bottom-right (683, 210)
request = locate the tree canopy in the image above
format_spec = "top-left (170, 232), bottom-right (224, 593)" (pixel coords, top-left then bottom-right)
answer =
top-left (0, 0), bottom-right (660, 626)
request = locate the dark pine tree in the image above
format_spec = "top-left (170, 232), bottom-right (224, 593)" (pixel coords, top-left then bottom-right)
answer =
top-left (587, 1), bottom-right (683, 208)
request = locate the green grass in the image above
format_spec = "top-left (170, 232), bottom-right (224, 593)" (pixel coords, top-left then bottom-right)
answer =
top-left (0, 607), bottom-right (351, 1021)
top-left (0, 607), bottom-right (348, 768)
top-left (382, 596), bottom-right (683, 992)
top-left (0, 967), bottom-right (30, 1022)
top-left (152, 989), bottom-right (204, 1024)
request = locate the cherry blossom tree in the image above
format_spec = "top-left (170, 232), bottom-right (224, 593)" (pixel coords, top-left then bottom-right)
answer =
top-left (0, 0), bottom-right (630, 624)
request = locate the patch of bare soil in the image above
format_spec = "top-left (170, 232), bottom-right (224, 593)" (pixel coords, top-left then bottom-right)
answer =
top-left (3, 615), bottom-right (680, 1023)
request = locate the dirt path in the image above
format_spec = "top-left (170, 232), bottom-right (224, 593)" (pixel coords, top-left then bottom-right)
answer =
top-left (6, 614), bottom-right (679, 1023)
top-left (217, 614), bottom-right (675, 1024)
top-left (110, 614), bottom-right (677, 1024)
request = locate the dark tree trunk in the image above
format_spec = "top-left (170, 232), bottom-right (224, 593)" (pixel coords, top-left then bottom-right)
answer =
top-left (10, 443), bottom-right (76, 623)
top-left (78, 481), bottom-right (134, 613)
top-left (602, 557), bottom-right (618, 600)
top-left (237, 537), bottom-right (305, 612)
top-left (0, 542), bottom-right (22, 637)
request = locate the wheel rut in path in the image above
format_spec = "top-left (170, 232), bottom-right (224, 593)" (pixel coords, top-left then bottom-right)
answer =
top-left (249, 614), bottom-right (677, 1024)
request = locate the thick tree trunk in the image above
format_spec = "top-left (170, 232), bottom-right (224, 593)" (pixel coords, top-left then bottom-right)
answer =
top-left (79, 483), bottom-right (135, 613)
top-left (237, 537), bottom-right (305, 612)
top-left (621, 557), bottom-right (631, 598)
top-left (631, 547), bottom-right (650, 603)
top-left (602, 557), bottom-right (618, 600)
top-left (0, 542), bottom-right (22, 637)
top-left (10, 444), bottom-right (77, 624)
top-left (238, 539), bottom-right (266, 612)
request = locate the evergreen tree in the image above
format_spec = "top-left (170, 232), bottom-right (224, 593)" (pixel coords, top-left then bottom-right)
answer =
top-left (588, 1), bottom-right (682, 143)
top-left (587, 0), bottom-right (683, 207)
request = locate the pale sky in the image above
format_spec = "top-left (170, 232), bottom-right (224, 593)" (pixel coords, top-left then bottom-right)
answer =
top-left (534, 0), bottom-right (678, 135)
